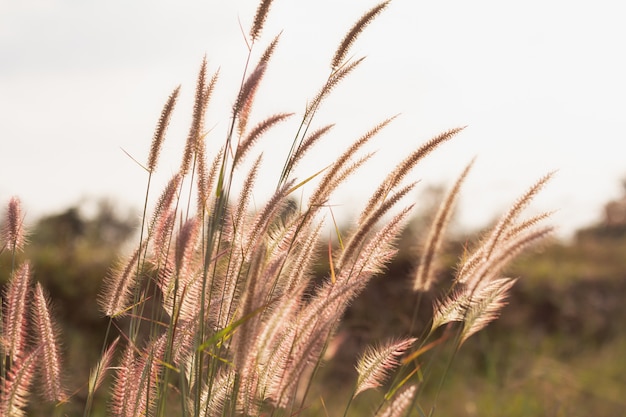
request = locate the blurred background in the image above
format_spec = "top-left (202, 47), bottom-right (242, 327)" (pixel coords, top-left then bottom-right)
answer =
top-left (2, 1), bottom-right (626, 416)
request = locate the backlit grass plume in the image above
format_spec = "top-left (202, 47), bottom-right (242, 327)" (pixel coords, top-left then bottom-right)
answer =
top-left (0, 1), bottom-right (555, 416)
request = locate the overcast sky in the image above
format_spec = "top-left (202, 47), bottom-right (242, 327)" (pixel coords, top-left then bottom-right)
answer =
top-left (1, 0), bottom-right (625, 240)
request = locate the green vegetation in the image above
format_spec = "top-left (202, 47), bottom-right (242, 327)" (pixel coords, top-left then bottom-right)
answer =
top-left (2, 1), bottom-right (624, 416)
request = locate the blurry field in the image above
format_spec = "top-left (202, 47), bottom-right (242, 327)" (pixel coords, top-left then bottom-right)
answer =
top-left (2, 197), bottom-right (626, 416)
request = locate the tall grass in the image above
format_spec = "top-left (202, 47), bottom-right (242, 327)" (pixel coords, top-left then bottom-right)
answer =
top-left (0, 1), bottom-right (553, 416)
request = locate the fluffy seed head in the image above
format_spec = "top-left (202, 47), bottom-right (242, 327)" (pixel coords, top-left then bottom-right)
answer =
top-left (3, 196), bottom-right (26, 252)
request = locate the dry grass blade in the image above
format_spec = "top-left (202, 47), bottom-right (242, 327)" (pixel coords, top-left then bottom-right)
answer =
top-left (332, 1), bottom-right (391, 70)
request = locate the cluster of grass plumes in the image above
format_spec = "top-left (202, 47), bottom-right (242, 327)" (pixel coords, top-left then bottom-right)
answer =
top-left (0, 1), bottom-right (554, 416)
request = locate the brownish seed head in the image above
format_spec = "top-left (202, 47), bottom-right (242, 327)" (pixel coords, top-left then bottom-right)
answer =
top-left (332, 1), bottom-right (391, 70)
top-left (3, 196), bottom-right (26, 252)
top-left (250, 0), bottom-right (275, 41)
top-left (147, 86), bottom-right (180, 173)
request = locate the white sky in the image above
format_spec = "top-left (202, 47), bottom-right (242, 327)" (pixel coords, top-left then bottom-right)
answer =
top-left (1, 0), bottom-right (625, 240)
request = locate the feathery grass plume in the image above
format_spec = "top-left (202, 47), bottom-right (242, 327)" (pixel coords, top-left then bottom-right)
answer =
top-left (431, 285), bottom-right (472, 331)
top-left (175, 217), bottom-right (201, 277)
top-left (159, 221), bottom-right (204, 321)
top-left (194, 132), bottom-right (210, 214)
top-left (181, 58), bottom-right (209, 175)
top-left (502, 210), bottom-right (554, 242)
top-left (235, 247), bottom-right (286, 369)
top-left (147, 86), bottom-right (181, 173)
top-left (2, 262), bottom-right (31, 361)
top-left (432, 226), bottom-right (553, 333)
top-left (279, 56), bottom-right (363, 187)
top-left (309, 118), bottom-right (394, 207)
top-left (86, 337), bottom-right (120, 410)
top-left (339, 182), bottom-right (416, 270)
top-left (234, 62), bottom-right (267, 135)
top-left (315, 152), bottom-right (376, 212)
top-left (459, 277), bottom-right (517, 344)
top-left (480, 171), bottom-right (555, 262)
top-left (197, 146), bottom-right (224, 215)
top-left (98, 245), bottom-right (144, 317)
top-left (263, 291), bottom-right (346, 407)
top-left (109, 343), bottom-right (136, 417)
top-left (378, 384), bottom-right (417, 417)
top-left (233, 156), bottom-right (263, 245)
top-left (351, 204), bottom-right (415, 279)
top-left (331, 1), bottom-right (391, 70)
top-left (194, 370), bottom-right (236, 417)
top-left (222, 180), bottom-right (296, 339)
top-left (461, 225), bottom-right (554, 289)
top-left (148, 173), bottom-right (182, 235)
top-left (152, 209), bottom-right (177, 269)
top-left (237, 37), bottom-right (282, 137)
top-left (249, 0), bottom-right (274, 41)
top-left (454, 171), bottom-right (555, 286)
top-left (280, 220), bottom-right (324, 294)
top-left (413, 159), bottom-right (475, 292)
top-left (234, 251), bottom-right (273, 415)
top-left (127, 336), bottom-right (167, 417)
top-left (253, 284), bottom-right (307, 391)
top-left (360, 126), bottom-right (465, 224)
top-left (265, 206), bottom-right (411, 408)
top-left (2, 197), bottom-right (26, 253)
top-left (304, 57), bottom-right (365, 124)
top-left (210, 157), bottom-right (263, 328)
top-left (268, 206), bottom-right (412, 405)
top-left (354, 337), bottom-right (416, 397)
top-left (259, 32), bottom-right (281, 65)
top-left (32, 282), bottom-right (65, 402)
top-left (286, 124), bottom-right (335, 171)
top-left (234, 112), bottom-right (294, 168)
top-left (241, 178), bottom-right (296, 257)
top-left (0, 347), bottom-right (41, 417)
